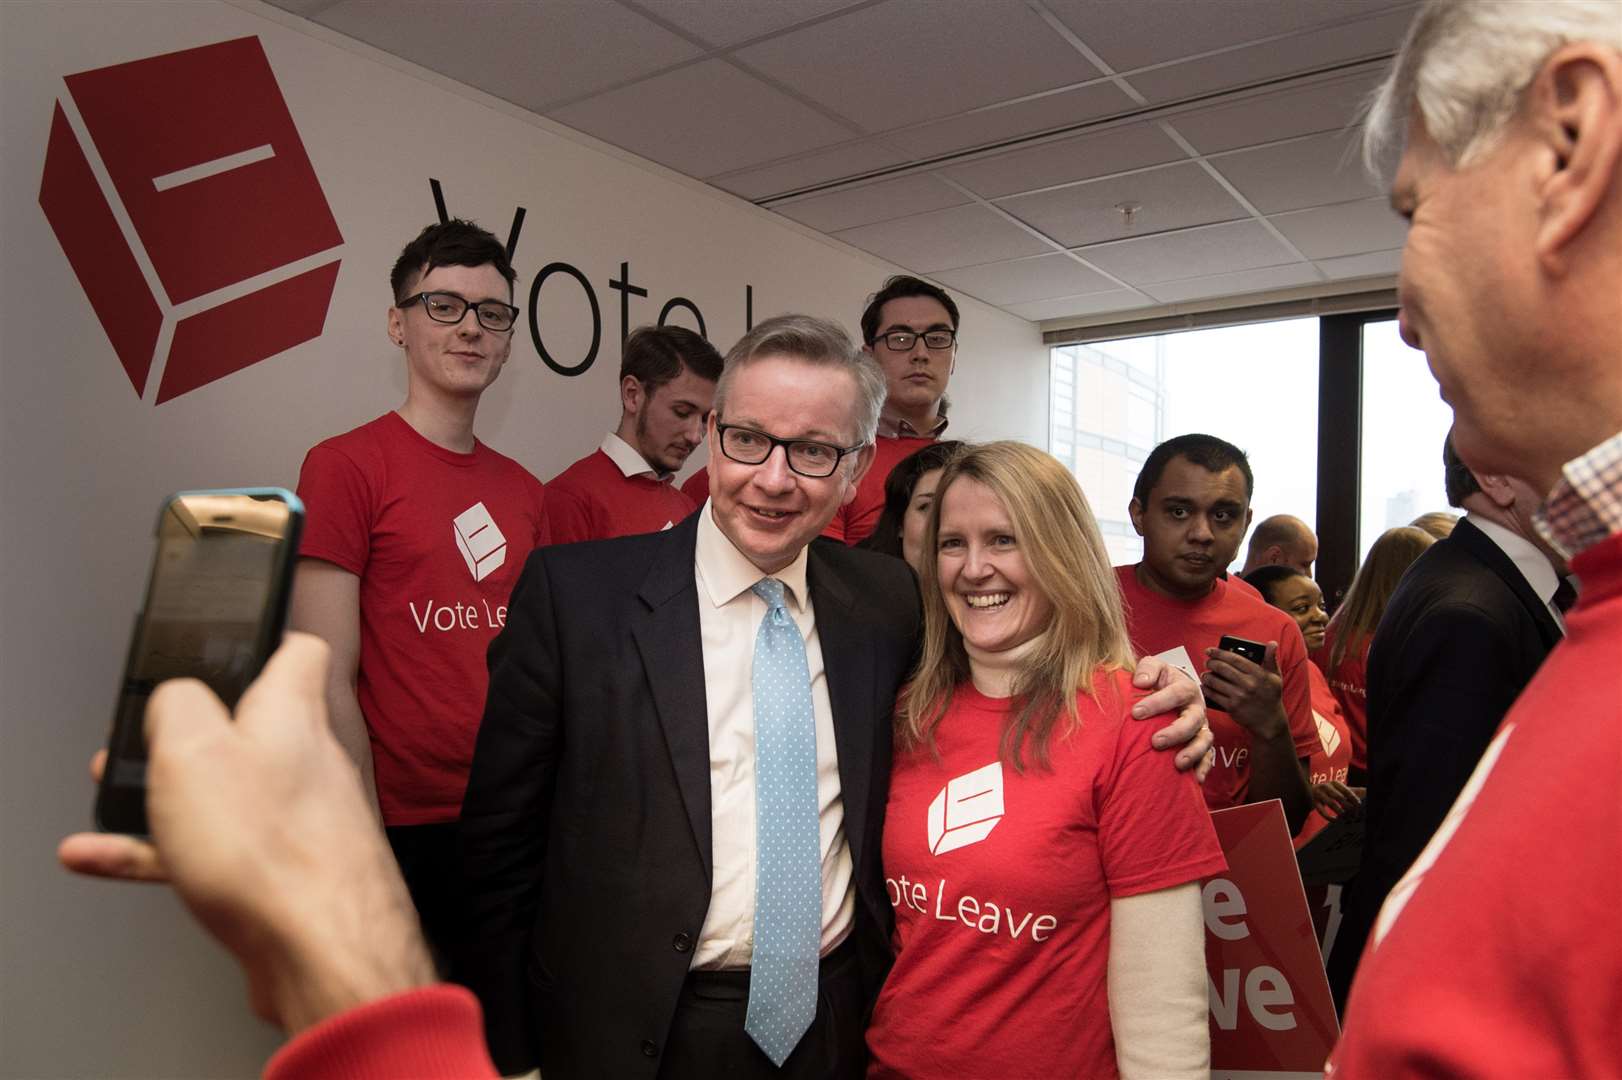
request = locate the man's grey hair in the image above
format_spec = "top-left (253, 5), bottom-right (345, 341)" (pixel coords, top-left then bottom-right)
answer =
top-left (1365, 0), bottom-right (1622, 174)
top-left (714, 314), bottom-right (887, 447)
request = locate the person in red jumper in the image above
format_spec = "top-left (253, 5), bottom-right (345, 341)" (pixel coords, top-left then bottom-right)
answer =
top-left (1244, 565), bottom-right (1357, 848)
top-left (1315, 525), bottom-right (1432, 783)
top-left (1117, 433), bottom-right (1318, 834)
top-left (548, 325), bottom-right (721, 543)
top-left (680, 276), bottom-right (959, 546)
top-left (867, 442), bottom-right (1225, 1079)
top-left (59, 634), bottom-right (499, 1080)
top-left (855, 439), bottom-right (962, 572)
top-left (288, 221), bottom-right (549, 961)
top-left (1326, 2), bottom-right (1622, 1075)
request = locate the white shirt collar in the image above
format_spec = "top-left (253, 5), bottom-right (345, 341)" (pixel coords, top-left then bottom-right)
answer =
top-left (1466, 512), bottom-right (1561, 609)
top-left (601, 432), bottom-right (664, 480)
top-left (694, 499), bottom-right (811, 613)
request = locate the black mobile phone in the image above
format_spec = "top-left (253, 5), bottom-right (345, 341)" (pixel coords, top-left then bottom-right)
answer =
top-left (95, 488), bottom-right (304, 835)
top-left (1217, 634), bottom-right (1267, 663)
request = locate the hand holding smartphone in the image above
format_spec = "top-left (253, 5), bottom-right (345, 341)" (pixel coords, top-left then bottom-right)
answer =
top-left (95, 488), bottom-right (303, 834)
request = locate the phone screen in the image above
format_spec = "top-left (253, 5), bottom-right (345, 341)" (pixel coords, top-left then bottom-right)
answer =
top-left (99, 491), bottom-right (301, 829)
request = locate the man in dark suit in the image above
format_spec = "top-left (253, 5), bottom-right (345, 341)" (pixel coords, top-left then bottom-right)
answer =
top-left (1326, 434), bottom-right (1568, 1007)
top-left (458, 314), bottom-right (1210, 1079)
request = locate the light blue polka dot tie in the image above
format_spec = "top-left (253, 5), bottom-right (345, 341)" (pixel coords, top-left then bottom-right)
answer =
top-left (744, 578), bottom-right (821, 1067)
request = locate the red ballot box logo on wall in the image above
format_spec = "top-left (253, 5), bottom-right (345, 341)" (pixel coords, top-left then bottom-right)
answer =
top-left (39, 37), bottom-right (343, 405)
top-left (1205, 801), bottom-right (1339, 1077)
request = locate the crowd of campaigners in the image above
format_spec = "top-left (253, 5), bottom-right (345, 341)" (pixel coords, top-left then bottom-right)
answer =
top-left (57, 1), bottom-right (1622, 1076)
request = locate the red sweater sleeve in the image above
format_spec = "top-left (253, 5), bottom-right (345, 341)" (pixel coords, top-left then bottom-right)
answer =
top-left (262, 985), bottom-right (497, 1080)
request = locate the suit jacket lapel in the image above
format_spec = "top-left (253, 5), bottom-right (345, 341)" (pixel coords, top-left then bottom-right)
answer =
top-left (630, 515), bottom-right (713, 879)
top-left (808, 545), bottom-right (879, 874)
top-left (1454, 518), bottom-right (1564, 650)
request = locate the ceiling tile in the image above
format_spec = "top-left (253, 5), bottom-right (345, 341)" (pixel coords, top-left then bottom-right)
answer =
top-left (1269, 197), bottom-right (1408, 259)
top-left (1143, 262), bottom-right (1320, 304)
top-left (1165, 69), bottom-right (1385, 155)
top-left (832, 203), bottom-right (1051, 273)
top-left (1078, 220), bottom-right (1301, 285)
top-left (1121, 7), bottom-right (1415, 104)
top-left (629, 0), bottom-right (867, 48)
top-left (772, 173), bottom-right (970, 233)
top-left (1316, 248), bottom-right (1402, 280)
top-left (997, 162), bottom-right (1248, 248)
top-left (1008, 290), bottom-right (1153, 322)
top-left (934, 253), bottom-right (1117, 305)
top-left (942, 121), bottom-right (1184, 199)
top-left (550, 60), bottom-right (856, 178)
top-left (714, 139), bottom-right (912, 200)
top-left (1043, 0), bottom-right (1410, 72)
top-left (732, 0), bottom-right (1100, 132)
top-left (1208, 128), bottom-right (1383, 214)
top-left (883, 82), bottom-right (1134, 159)
top-left (310, 0), bottom-right (702, 111)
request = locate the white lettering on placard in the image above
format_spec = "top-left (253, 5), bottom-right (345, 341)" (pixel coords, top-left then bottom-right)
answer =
top-left (1202, 878), bottom-right (1250, 940)
top-left (1208, 966), bottom-right (1298, 1031)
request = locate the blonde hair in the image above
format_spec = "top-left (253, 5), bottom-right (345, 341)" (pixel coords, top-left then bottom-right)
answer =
top-left (1328, 526), bottom-right (1436, 668)
top-left (898, 441), bottom-right (1135, 771)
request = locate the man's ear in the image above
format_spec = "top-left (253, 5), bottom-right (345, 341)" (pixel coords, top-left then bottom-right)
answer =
top-left (1128, 497), bottom-right (1146, 537)
top-left (1530, 44), bottom-right (1622, 272)
top-left (621, 375), bottom-right (644, 416)
top-left (1244, 507), bottom-right (1255, 534)
top-left (387, 305), bottom-right (404, 347)
top-left (1476, 472), bottom-right (1520, 511)
top-left (842, 443), bottom-right (877, 505)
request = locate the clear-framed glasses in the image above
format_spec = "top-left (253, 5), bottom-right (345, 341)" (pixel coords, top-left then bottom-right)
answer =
top-left (875, 328), bottom-right (956, 352)
top-left (716, 423), bottom-right (866, 479)
top-left (397, 291), bottom-right (520, 333)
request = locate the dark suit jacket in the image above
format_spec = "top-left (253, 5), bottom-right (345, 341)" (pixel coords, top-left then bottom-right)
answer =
top-left (456, 514), bottom-right (921, 1078)
top-left (1326, 517), bottom-right (1562, 1006)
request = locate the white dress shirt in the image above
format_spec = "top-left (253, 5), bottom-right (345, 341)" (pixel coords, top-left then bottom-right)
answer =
top-left (601, 431), bottom-right (664, 480)
top-left (690, 501), bottom-right (855, 969)
top-left (1467, 513), bottom-right (1567, 632)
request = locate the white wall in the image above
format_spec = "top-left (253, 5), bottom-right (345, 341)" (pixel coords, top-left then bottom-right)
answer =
top-left (0, 2), bottom-right (1046, 1076)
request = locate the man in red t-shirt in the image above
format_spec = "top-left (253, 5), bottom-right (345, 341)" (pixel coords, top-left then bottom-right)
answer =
top-left (1116, 433), bottom-right (1316, 835)
top-left (1324, 4), bottom-right (1622, 1075)
top-left (290, 220), bottom-right (549, 958)
top-left (548, 326), bottom-right (719, 543)
top-left (680, 276), bottom-right (959, 545)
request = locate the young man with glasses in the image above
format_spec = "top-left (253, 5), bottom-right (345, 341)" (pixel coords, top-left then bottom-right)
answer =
top-left (289, 219), bottom-right (550, 961)
top-left (680, 276), bottom-right (960, 547)
top-left (547, 325), bottom-right (721, 543)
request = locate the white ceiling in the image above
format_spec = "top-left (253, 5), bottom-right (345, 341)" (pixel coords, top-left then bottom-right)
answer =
top-left (267, 0), bottom-right (1415, 326)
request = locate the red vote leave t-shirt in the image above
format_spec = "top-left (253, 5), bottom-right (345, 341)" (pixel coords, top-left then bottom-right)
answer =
top-left (866, 673), bottom-right (1227, 1079)
top-left (1115, 565), bottom-right (1319, 812)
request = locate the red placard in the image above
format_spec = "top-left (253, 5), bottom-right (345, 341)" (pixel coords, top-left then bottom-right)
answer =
top-left (1204, 801), bottom-right (1339, 1077)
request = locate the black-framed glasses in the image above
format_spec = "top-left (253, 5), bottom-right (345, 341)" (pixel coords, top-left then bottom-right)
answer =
top-left (397, 291), bottom-right (520, 333)
top-left (874, 328), bottom-right (956, 352)
top-left (716, 423), bottom-right (866, 479)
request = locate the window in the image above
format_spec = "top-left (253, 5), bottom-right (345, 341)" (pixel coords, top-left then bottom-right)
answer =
top-left (1357, 319), bottom-right (1454, 560)
top-left (1050, 318), bottom-right (1320, 572)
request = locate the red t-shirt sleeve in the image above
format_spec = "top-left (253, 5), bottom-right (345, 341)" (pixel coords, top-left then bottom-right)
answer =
top-left (1275, 622), bottom-right (1320, 760)
top-left (262, 985), bottom-right (497, 1080)
top-left (1096, 685), bottom-right (1228, 898)
top-left (296, 442), bottom-right (375, 576)
top-left (543, 483), bottom-right (592, 546)
top-left (679, 467), bottom-right (709, 507)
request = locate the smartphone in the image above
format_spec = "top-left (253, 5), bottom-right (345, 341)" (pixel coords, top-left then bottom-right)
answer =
top-left (1217, 634), bottom-right (1267, 663)
top-left (95, 488), bottom-right (303, 834)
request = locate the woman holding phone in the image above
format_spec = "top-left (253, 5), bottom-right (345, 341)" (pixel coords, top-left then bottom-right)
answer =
top-left (865, 442), bottom-right (1225, 1079)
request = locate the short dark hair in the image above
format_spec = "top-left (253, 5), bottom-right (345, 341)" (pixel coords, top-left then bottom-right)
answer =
top-left (1243, 564), bottom-right (1309, 606)
top-left (390, 219), bottom-right (515, 301)
top-left (1442, 431), bottom-right (1480, 507)
top-left (620, 325), bottom-right (722, 395)
top-left (1133, 433), bottom-right (1254, 507)
top-left (858, 440), bottom-right (964, 559)
top-left (860, 275), bottom-right (960, 345)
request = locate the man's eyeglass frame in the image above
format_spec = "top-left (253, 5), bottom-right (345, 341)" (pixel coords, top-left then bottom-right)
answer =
top-left (397, 291), bottom-right (520, 333)
top-left (873, 328), bottom-right (957, 352)
top-left (715, 423), bottom-right (868, 479)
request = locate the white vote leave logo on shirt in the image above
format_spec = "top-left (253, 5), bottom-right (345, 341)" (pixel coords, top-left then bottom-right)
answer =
top-left (1312, 710), bottom-right (1341, 757)
top-left (452, 501), bottom-right (507, 582)
top-left (927, 761), bottom-right (1005, 855)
